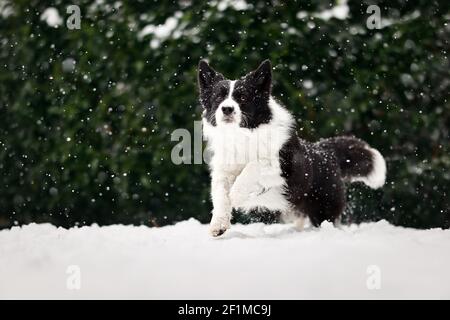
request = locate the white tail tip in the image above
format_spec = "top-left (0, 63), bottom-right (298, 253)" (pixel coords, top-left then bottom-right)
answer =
top-left (351, 147), bottom-right (387, 189)
top-left (365, 148), bottom-right (387, 189)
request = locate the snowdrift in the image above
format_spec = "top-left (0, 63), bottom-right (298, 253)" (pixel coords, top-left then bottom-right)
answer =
top-left (1, 219), bottom-right (449, 299)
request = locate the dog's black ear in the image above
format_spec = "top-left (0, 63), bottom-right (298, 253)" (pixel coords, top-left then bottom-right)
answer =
top-left (198, 60), bottom-right (224, 95)
top-left (245, 60), bottom-right (272, 94)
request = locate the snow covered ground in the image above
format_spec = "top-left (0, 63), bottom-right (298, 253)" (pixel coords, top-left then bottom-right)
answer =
top-left (1, 219), bottom-right (449, 299)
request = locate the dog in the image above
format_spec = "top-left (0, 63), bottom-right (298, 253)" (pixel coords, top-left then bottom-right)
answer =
top-left (198, 59), bottom-right (386, 237)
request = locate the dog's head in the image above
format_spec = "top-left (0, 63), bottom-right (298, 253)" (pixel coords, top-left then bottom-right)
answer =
top-left (198, 60), bottom-right (273, 129)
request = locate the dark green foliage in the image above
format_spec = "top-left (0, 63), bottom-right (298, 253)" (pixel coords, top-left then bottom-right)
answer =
top-left (0, 0), bottom-right (448, 229)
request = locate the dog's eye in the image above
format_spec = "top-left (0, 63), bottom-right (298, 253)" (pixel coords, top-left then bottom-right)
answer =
top-left (215, 90), bottom-right (226, 101)
top-left (235, 93), bottom-right (247, 102)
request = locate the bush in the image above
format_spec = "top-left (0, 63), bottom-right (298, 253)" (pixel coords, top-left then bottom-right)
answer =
top-left (0, 0), bottom-right (448, 229)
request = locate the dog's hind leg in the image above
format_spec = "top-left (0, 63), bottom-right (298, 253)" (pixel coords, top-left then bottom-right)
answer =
top-left (333, 215), bottom-right (343, 228)
top-left (280, 209), bottom-right (308, 231)
top-left (294, 215), bottom-right (306, 231)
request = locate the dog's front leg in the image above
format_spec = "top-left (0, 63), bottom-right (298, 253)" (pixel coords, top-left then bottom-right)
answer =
top-left (209, 170), bottom-right (236, 237)
top-left (230, 161), bottom-right (284, 209)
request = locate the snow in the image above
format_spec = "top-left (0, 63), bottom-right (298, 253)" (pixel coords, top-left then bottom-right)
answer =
top-left (215, 0), bottom-right (250, 11)
top-left (40, 8), bottom-right (63, 27)
top-left (314, 0), bottom-right (349, 21)
top-left (0, 1), bottom-right (14, 18)
top-left (138, 12), bottom-right (183, 49)
top-left (139, 15), bottom-right (180, 39)
top-left (138, 11), bottom-right (200, 48)
top-left (297, 0), bottom-right (349, 22)
top-left (1, 219), bottom-right (449, 299)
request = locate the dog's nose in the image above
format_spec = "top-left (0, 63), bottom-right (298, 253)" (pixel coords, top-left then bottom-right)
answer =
top-left (222, 106), bottom-right (234, 115)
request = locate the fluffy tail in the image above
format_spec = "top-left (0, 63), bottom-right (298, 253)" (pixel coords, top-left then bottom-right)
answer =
top-left (318, 136), bottom-right (387, 189)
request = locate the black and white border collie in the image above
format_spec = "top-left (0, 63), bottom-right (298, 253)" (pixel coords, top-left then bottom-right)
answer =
top-left (198, 60), bottom-right (387, 237)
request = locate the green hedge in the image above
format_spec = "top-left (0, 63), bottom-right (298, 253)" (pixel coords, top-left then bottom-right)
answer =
top-left (0, 0), bottom-right (448, 229)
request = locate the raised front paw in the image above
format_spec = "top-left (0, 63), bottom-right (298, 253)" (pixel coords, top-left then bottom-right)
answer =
top-left (229, 184), bottom-right (247, 209)
top-left (229, 162), bottom-right (265, 208)
top-left (229, 182), bottom-right (265, 209)
top-left (209, 217), bottom-right (231, 237)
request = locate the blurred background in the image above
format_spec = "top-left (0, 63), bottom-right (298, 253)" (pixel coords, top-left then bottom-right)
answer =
top-left (0, 0), bottom-right (448, 229)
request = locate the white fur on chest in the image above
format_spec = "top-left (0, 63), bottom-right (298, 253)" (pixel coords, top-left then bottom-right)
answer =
top-left (203, 98), bottom-right (294, 213)
top-left (203, 98), bottom-right (293, 169)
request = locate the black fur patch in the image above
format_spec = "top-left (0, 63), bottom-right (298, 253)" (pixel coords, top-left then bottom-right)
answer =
top-left (280, 134), bottom-right (377, 226)
top-left (233, 61), bottom-right (273, 128)
top-left (198, 60), bottom-right (226, 126)
top-left (317, 136), bottom-right (374, 179)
